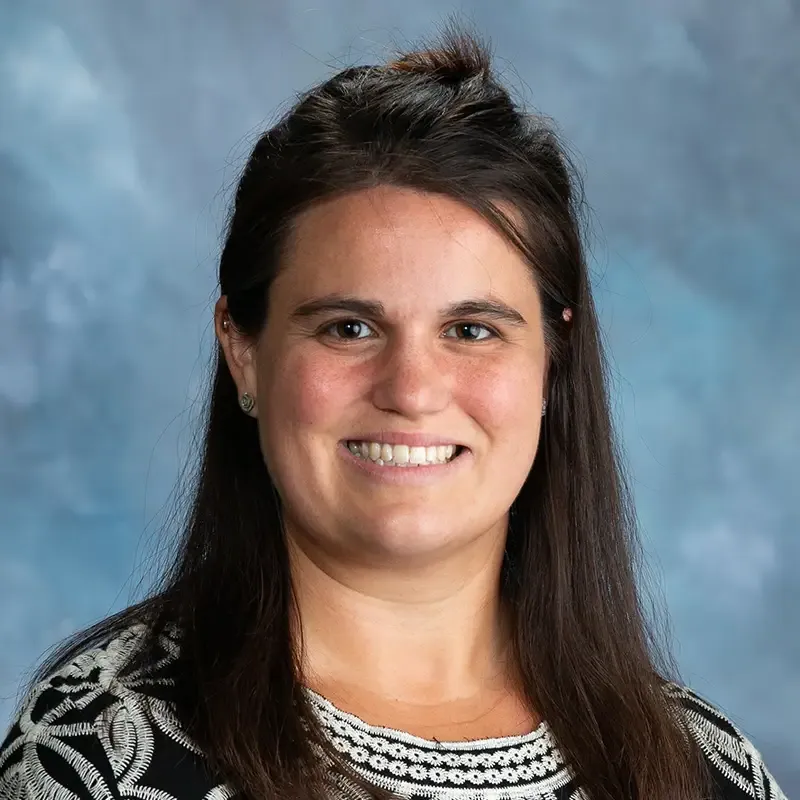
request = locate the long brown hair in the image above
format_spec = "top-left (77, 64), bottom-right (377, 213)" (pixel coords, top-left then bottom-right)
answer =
top-left (19, 25), bottom-right (711, 800)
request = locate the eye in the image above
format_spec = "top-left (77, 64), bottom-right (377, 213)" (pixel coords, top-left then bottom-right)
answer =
top-left (443, 322), bottom-right (497, 342)
top-left (321, 319), bottom-right (375, 340)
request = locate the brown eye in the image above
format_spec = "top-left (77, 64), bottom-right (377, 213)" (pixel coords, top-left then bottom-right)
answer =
top-left (444, 322), bottom-right (495, 341)
top-left (323, 319), bottom-right (374, 340)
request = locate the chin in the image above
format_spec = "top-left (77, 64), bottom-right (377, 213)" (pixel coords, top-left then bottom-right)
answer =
top-left (345, 510), bottom-right (489, 559)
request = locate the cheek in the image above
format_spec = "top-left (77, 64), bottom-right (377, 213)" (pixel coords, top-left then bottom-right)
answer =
top-left (262, 347), bottom-right (359, 430)
top-left (454, 359), bottom-right (542, 446)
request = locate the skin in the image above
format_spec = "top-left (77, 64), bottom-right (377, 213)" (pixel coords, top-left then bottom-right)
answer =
top-left (216, 186), bottom-right (547, 739)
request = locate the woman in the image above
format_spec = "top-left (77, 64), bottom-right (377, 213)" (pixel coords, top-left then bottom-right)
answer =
top-left (0, 30), bottom-right (786, 800)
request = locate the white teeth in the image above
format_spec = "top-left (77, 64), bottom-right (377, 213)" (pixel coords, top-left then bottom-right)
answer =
top-left (409, 446), bottom-right (426, 465)
top-left (345, 440), bottom-right (461, 466)
top-left (393, 444), bottom-right (409, 465)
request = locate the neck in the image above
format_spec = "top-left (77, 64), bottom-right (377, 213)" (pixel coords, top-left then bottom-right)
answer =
top-left (287, 529), bottom-right (515, 705)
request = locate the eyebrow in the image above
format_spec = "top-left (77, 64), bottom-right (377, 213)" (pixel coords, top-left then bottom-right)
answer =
top-left (290, 294), bottom-right (528, 326)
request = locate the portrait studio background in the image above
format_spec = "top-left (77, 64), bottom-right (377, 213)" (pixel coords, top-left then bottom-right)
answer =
top-left (1, 0), bottom-right (798, 792)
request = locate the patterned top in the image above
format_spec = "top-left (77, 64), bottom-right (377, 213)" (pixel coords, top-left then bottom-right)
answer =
top-left (0, 622), bottom-right (786, 800)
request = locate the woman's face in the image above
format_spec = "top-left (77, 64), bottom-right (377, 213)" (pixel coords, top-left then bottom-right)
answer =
top-left (243, 186), bottom-right (547, 566)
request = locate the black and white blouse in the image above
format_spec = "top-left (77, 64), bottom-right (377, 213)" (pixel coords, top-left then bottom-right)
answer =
top-left (0, 622), bottom-right (787, 799)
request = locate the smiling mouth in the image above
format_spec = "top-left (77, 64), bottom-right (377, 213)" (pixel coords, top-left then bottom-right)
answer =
top-left (344, 440), bottom-right (466, 467)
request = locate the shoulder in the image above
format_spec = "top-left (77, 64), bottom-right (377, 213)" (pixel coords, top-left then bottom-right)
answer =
top-left (663, 682), bottom-right (787, 800)
top-left (0, 621), bottom-right (231, 799)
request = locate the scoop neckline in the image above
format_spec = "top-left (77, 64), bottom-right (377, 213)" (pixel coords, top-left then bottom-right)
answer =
top-left (303, 686), bottom-right (550, 749)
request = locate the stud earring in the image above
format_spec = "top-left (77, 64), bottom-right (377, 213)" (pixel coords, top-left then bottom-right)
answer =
top-left (239, 392), bottom-right (255, 414)
top-left (541, 398), bottom-right (548, 416)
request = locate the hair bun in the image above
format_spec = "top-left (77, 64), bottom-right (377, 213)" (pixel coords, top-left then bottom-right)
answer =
top-left (388, 31), bottom-right (491, 85)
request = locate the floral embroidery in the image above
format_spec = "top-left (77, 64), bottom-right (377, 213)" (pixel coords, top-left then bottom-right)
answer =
top-left (0, 624), bottom-right (786, 800)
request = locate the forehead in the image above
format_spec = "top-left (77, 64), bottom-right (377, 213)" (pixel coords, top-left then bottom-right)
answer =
top-left (274, 186), bottom-right (539, 308)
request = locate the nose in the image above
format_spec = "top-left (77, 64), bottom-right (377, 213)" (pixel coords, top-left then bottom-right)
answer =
top-left (370, 335), bottom-right (451, 419)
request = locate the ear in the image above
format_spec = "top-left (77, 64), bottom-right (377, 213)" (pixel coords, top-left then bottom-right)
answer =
top-left (214, 295), bottom-right (259, 417)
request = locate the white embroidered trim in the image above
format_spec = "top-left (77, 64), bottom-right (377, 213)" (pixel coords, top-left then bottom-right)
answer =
top-left (305, 687), bottom-right (575, 799)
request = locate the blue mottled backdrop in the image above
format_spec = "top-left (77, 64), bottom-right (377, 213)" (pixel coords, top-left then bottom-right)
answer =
top-left (1, 0), bottom-right (797, 790)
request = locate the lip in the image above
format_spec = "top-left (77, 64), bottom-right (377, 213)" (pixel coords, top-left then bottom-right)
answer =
top-left (338, 442), bottom-right (471, 484)
top-left (341, 432), bottom-right (467, 448)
